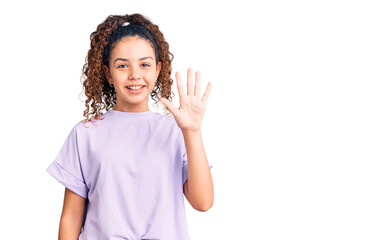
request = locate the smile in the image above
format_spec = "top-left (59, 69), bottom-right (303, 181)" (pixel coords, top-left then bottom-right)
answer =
top-left (125, 85), bottom-right (145, 94)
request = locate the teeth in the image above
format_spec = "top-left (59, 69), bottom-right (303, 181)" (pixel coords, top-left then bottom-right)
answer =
top-left (127, 86), bottom-right (143, 90)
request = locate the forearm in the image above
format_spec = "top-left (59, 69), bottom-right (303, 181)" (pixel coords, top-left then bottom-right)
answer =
top-left (59, 217), bottom-right (83, 240)
top-left (182, 129), bottom-right (214, 210)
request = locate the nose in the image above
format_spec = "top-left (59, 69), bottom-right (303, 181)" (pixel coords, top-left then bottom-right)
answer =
top-left (128, 65), bottom-right (141, 80)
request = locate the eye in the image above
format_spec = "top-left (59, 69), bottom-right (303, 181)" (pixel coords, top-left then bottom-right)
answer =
top-left (118, 64), bottom-right (127, 69)
top-left (141, 63), bottom-right (150, 68)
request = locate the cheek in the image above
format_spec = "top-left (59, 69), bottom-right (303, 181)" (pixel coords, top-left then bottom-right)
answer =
top-left (111, 71), bottom-right (127, 80)
top-left (146, 71), bottom-right (159, 82)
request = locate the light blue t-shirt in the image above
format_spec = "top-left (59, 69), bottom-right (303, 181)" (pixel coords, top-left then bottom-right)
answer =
top-left (46, 109), bottom-right (213, 240)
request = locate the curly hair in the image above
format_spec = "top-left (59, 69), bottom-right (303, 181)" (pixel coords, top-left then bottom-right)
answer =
top-left (80, 13), bottom-right (174, 124)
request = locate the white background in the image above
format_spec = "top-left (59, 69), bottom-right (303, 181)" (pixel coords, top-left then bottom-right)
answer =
top-left (0, 0), bottom-right (390, 239)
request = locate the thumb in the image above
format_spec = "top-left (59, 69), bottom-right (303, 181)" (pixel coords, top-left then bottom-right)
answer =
top-left (160, 98), bottom-right (179, 115)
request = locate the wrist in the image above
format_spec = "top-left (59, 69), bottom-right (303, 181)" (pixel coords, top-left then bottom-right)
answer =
top-left (181, 128), bottom-right (201, 136)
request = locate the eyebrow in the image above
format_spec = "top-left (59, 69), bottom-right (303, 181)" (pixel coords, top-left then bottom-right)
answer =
top-left (139, 56), bottom-right (154, 61)
top-left (113, 56), bottom-right (154, 64)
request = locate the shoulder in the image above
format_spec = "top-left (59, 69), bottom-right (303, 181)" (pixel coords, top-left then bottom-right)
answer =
top-left (73, 113), bottom-right (110, 132)
top-left (153, 111), bottom-right (179, 130)
top-left (153, 112), bottom-right (183, 143)
top-left (166, 115), bottom-right (182, 135)
top-left (67, 117), bottom-right (100, 137)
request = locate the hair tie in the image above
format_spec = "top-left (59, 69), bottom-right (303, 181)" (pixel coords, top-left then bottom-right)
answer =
top-left (122, 22), bottom-right (130, 27)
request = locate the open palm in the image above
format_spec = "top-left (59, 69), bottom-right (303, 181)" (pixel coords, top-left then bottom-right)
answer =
top-left (160, 68), bottom-right (212, 132)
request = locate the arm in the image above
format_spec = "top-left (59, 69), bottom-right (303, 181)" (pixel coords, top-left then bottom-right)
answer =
top-left (159, 68), bottom-right (213, 211)
top-left (182, 129), bottom-right (214, 212)
top-left (58, 188), bottom-right (85, 240)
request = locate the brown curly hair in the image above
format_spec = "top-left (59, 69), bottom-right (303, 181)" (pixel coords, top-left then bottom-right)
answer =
top-left (80, 13), bottom-right (174, 124)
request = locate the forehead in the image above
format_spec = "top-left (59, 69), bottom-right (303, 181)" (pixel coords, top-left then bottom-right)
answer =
top-left (111, 36), bottom-right (155, 60)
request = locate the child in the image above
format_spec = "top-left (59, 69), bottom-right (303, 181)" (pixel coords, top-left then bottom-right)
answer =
top-left (46, 13), bottom-right (214, 240)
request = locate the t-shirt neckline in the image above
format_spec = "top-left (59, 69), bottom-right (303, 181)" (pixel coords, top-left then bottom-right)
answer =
top-left (106, 109), bottom-right (155, 119)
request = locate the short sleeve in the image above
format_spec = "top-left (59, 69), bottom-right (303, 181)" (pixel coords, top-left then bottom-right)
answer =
top-left (178, 130), bottom-right (213, 186)
top-left (46, 123), bottom-right (89, 199)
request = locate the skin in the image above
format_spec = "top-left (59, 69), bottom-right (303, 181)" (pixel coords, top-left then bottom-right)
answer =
top-left (59, 188), bottom-right (85, 239)
top-left (104, 34), bottom-right (214, 210)
top-left (59, 35), bottom-right (213, 239)
top-left (103, 36), bottom-right (162, 113)
top-left (160, 69), bottom-right (214, 211)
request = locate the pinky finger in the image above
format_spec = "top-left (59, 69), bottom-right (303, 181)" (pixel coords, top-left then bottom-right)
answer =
top-left (201, 82), bottom-right (212, 104)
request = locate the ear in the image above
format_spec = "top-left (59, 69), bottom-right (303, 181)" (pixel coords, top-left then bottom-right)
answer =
top-left (155, 61), bottom-right (162, 79)
top-left (103, 65), bottom-right (112, 84)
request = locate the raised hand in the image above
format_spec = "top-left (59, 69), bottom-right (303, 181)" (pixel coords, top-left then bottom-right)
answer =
top-left (160, 68), bottom-right (212, 132)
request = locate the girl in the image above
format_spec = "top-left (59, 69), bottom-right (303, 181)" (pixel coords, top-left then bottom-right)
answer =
top-left (46, 13), bottom-right (214, 240)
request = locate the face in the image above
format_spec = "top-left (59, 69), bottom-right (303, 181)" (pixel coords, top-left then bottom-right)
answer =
top-left (104, 36), bottom-right (161, 112)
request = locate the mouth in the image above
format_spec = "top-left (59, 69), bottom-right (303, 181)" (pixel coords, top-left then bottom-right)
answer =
top-left (125, 85), bottom-right (146, 94)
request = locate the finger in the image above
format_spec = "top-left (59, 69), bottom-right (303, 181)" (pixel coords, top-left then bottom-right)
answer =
top-left (175, 71), bottom-right (186, 99)
top-left (187, 68), bottom-right (194, 96)
top-left (201, 82), bottom-right (212, 104)
top-left (194, 71), bottom-right (201, 98)
top-left (160, 97), bottom-right (180, 116)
